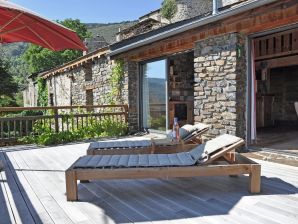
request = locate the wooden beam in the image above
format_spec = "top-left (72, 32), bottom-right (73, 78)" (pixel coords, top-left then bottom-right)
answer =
top-left (255, 54), bottom-right (298, 69)
top-left (116, 0), bottom-right (298, 62)
top-left (41, 48), bottom-right (109, 78)
top-left (75, 164), bottom-right (253, 180)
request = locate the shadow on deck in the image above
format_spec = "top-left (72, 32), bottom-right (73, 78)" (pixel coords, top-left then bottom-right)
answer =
top-left (0, 143), bottom-right (298, 223)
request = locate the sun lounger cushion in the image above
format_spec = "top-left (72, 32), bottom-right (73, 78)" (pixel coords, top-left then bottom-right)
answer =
top-left (74, 152), bottom-right (195, 169)
top-left (88, 139), bottom-right (152, 150)
top-left (74, 134), bottom-right (241, 169)
top-left (193, 123), bottom-right (209, 131)
top-left (189, 134), bottom-right (242, 163)
top-left (179, 124), bottom-right (197, 139)
top-left (168, 123), bottom-right (209, 140)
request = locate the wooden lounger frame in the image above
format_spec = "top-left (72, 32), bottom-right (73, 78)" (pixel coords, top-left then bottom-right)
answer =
top-left (87, 128), bottom-right (208, 156)
top-left (66, 140), bottom-right (261, 201)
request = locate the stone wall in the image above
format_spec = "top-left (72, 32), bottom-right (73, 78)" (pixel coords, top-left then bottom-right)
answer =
top-left (219, 0), bottom-right (249, 8)
top-left (124, 60), bottom-right (139, 132)
top-left (168, 52), bottom-right (194, 102)
top-left (194, 32), bottom-right (247, 139)
top-left (45, 55), bottom-right (140, 133)
top-left (270, 66), bottom-right (298, 124)
top-left (47, 75), bottom-right (71, 106)
top-left (23, 80), bottom-right (37, 107)
top-left (171, 0), bottom-right (250, 23)
top-left (172, 0), bottom-right (212, 23)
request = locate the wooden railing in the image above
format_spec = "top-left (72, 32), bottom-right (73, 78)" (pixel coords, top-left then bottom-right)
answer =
top-left (0, 105), bottom-right (128, 143)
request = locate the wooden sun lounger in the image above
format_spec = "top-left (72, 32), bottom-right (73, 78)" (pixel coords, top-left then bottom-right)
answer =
top-left (87, 125), bottom-right (209, 156)
top-left (66, 135), bottom-right (261, 201)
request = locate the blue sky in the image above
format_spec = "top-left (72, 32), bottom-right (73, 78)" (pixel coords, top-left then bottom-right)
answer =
top-left (11, 0), bottom-right (163, 23)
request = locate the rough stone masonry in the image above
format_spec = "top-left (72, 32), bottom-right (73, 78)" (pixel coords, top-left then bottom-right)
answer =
top-left (194, 32), bottom-right (247, 140)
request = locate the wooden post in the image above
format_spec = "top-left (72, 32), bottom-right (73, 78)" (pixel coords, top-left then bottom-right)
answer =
top-left (249, 164), bottom-right (261, 193)
top-left (65, 170), bottom-right (78, 201)
top-left (123, 105), bottom-right (128, 124)
top-left (150, 138), bottom-right (156, 154)
top-left (54, 109), bottom-right (59, 133)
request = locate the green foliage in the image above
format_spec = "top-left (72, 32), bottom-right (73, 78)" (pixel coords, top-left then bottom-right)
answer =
top-left (106, 60), bottom-right (125, 104)
top-left (0, 58), bottom-right (18, 106)
top-left (37, 77), bottom-right (48, 107)
top-left (150, 115), bottom-right (167, 131)
top-left (161, 0), bottom-right (177, 22)
top-left (23, 19), bottom-right (91, 73)
top-left (20, 115), bottom-right (128, 146)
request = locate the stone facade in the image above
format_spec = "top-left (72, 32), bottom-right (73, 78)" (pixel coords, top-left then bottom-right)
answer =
top-left (47, 57), bottom-right (123, 106)
top-left (45, 55), bottom-right (140, 133)
top-left (124, 60), bottom-right (139, 132)
top-left (168, 52), bottom-right (194, 102)
top-left (23, 78), bottom-right (38, 107)
top-left (194, 32), bottom-right (247, 139)
top-left (172, 0), bottom-right (212, 23)
top-left (219, 0), bottom-right (248, 8)
top-left (48, 74), bottom-right (71, 106)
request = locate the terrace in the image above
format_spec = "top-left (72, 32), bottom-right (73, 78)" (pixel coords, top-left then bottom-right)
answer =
top-left (0, 141), bottom-right (297, 224)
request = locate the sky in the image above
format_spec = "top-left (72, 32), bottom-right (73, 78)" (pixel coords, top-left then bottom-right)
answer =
top-left (10, 0), bottom-right (163, 23)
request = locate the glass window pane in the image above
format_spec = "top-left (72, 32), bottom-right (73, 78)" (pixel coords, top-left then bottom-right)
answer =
top-left (142, 60), bottom-right (167, 131)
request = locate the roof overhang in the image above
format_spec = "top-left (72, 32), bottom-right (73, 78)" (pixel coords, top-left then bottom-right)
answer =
top-left (109, 0), bottom-right (277, 57)
top-left (40, 47), bottom-right (109, 79)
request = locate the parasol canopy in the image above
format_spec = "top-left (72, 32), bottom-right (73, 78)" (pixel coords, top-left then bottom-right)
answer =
top-left (0, 0), bottom-right (87, 51)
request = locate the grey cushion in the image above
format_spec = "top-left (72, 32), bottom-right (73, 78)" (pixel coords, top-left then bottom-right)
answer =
top-left (193, 123), bottom-right (209, 131)
top-left (74, 152), bottom-right (194, 168)
top-left (189, 134), bottom-right (242, 163)
top-left (179, 124), bottom-right (196, 139)
top-left (74, 134), bottom-right (242, 168)
top-left (89, 139), bottom-right (152, 149)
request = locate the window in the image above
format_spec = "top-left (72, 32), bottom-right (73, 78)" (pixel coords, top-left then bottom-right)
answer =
top-left (141, 59), bottom-right (167, 131)
top-left (49, 93), bottom-right (54, 106)
top-left (84, 62), bottom-right (92, 81)
top-left (86, 89), bottom-right (94, 106)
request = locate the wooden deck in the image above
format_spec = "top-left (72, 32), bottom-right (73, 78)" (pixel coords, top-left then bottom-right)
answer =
top-left (0, 143), bottom-right (297, 224)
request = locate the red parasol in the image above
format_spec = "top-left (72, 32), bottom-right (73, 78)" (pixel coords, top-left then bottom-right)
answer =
top-left (0, 0), bottom-right (87, 51)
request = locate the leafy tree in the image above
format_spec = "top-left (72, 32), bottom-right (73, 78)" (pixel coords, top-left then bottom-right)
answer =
top-left (23, 19), bottom-right (91, 73)
top-left (0, 59), bottom-right (18, 106)
top-left (161, 0), bottom-right (178, 23)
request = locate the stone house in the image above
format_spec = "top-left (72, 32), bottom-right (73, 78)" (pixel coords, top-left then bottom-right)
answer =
top-left (23, 73), bottom-right (38, 107)
top-left (25, 0), bottom-right (298, 147)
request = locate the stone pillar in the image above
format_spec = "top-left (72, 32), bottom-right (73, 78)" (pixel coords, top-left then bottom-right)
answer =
top-left (124, 60), bottom-right (139, 133)
top-left (194, 32), bottom-right (247, 140)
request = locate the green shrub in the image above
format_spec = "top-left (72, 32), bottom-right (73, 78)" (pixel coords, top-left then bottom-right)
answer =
top-left (20, 115), bottom-right (128, 146)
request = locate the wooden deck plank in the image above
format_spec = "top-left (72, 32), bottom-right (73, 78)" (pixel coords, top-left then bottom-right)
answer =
top-left (5, 152), bottom-right (74, 224)
top-left (97, 180), bottom-right (175, 221)
top-left (0, 153), bottom-right (36, 224)
top-left (78, 184), bottom-right (132, 223)
top-left (10, 145), bottom-right (110, 224)
top-left (0, 144), bottom-right (297, 224)
top-left (5, 153), bottom-right (54, 224)
top-left (167, 177), bottom-right (285, 224)
top-left (0, 168), bottom-right (16, 224)
top-left (84, 181), bottom-right (150, 222)
top-left (13, 144), bottom-right (126, 224)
